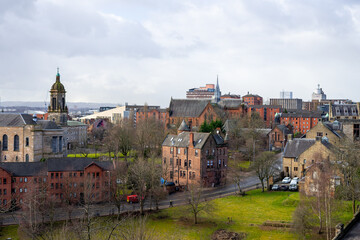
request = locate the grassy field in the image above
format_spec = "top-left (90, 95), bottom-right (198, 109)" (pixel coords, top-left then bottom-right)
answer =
top-left (238, 160), bottom-right (251, 169)
top-left (1, 190), bottom-right (356, 240)
top-left (147, 189), bottom-right (300, 240)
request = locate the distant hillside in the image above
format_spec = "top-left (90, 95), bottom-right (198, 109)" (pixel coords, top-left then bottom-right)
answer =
top-left (0, 101), bottom-right (120, 110)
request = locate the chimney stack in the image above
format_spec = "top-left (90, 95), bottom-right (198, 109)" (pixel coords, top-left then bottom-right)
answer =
top-left (189, 132), bottom-right (194, 147)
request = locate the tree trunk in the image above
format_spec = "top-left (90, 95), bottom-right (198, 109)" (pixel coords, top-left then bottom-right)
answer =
top-left (194, 212), bottom-right (198, 224)
top-left (260, 180), bottom-right (265, 192)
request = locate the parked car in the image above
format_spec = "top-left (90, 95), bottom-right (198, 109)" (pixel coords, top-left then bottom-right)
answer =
top-left (279, 185), bottom-right (288, 191)
top-left (271, 184), bottom-right (280, 191)
top-left (127, 195), bottom-right (140, 203)
top-left (289, 180), bottom-right (298, 191)
top-left (165, 182), bottom-right (176, 194)
top-left (282, 177), bottom-right (291, 184)
top-left (292, 177), bottom-right (299, 183)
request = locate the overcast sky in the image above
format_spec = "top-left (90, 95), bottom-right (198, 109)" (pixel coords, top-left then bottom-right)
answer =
top-left (1, 0), bottom-right (360, 107)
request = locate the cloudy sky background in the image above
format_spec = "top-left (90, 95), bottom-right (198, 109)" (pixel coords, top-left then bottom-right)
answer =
top-left (1, 0), bottom-right (360, 107)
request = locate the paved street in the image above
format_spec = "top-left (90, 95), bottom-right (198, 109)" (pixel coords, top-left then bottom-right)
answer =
top-left (0, 172), bottom-right (262, 226)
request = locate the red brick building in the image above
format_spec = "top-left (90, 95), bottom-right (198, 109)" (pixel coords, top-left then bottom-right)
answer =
top-left (268, 124), bottom-right (292, 150)
top-left (162, 125), bottom-right (228, 188)
top-left (0, 158), bottom-right (113, 210)
top-left (242, 93), bottom-right (263, 106)
top-left (247, 105), bottom-right (282, 128)
top-left (166, 99), bottom-right (247, 131)
top-left (136, 108), bottom-right (167, 125)
top-left (280, 111), bottom-right (323, 135)
top-left (167, 99), bottom-right (220, 131)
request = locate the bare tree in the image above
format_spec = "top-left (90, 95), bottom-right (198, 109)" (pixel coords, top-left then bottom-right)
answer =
top-left (148, 158), bottom-right (167, 210)
top-left (335, 139), bottom-right (360, 215)
top-left (110, 161), bottom-right (128, 218)
top-left (227, 151), bottom-right (246, 194)
top-left (111, 119), bottom-right (135, 162)
top-left (251, 151), bottom-right (277, 192)
top-left (185, 183), bottom-right (215, 224)
top-left (128, 159), bottom-right (151, 215)
top-left (135, 116), bottom-right (165, 159)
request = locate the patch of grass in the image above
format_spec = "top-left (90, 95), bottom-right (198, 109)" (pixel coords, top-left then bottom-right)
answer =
top-left (0, 225), bottom-right (19, 240)
top-left (238, 160), bottom-right (251, 169)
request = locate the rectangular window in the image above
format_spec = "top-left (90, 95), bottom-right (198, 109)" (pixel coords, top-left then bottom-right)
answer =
top-left (179, 159), bottom-right (181, 166)
top-left (60, 173), bottom-right (63, 179)
top-left (170, 148), bottom-right (173, 154)
top-left (183, 171), bottom-right (186, 177)
top-left (180, 171), bottom-right (183, 177)
top-left (207, 161), bottom-right (210, 168)
top-left (69, 172), bottom-right (72, 177)
top-left (51, 136), bottom-right (58, 153)
top-left (4, 189), bottom-right (7, 195)
top-left (56, 183), bottom-right (58, 189)
top-left (184, 161), bottom-right (187, 167)
top-left (96, 172), bottom-right (99, 178)
top-left (24, 178), bottom-right (27, 183)
top-left (195, 150), bottom-right (198, 156)
top-left (189, 160), bottom-right (192, 167)
top-left (177, 148), bottom-right (181, 154)
top-left (170, 171), bottom-right (174, 179)
top-left (163, 158), bottom-right (166, 164)
top-left (219, 159), bottom-right (221, 167)
top-left (294, 167), bottom-right (298, 171)
top-left (59, 136), bottom-right (63, 152)
top-left (170, 158), bottom-right (173, 165)
top-left (25, 137), bottom-right (29, 147)
top-left (73, 173), bottom-right (77, 177)
top-left (51, 173), bottom-right (54, 179)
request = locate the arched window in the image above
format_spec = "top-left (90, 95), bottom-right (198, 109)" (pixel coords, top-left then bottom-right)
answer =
top-left (14, 135), bottom-right (19, 151)
top-left (25, 154), bottom-right (29, 162)
top-left (2, 135), bottom-right (8, 151)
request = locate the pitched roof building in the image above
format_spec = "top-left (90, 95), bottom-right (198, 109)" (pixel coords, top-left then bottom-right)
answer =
top-left (162, 126), bottom-right (228, 188)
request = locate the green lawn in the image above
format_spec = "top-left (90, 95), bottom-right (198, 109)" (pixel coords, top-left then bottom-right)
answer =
top-left (147, 189), bottom-right (300, 239)
top-left (238, 160), bottom-right (251, 169)
top-left (1, 190), bottom-right (356, 240)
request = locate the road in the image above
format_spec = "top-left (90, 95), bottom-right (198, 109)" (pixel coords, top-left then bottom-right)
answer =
top-left (0, 173), bottom-right (262, 226)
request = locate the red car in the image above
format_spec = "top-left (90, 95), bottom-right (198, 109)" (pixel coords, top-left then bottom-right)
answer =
top-left (127, 195), bottom-right (140, 203)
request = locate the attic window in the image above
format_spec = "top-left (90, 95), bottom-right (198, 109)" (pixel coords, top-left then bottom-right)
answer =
top-left (178, 138), bottom-right (182, 142)
top-left (170, 137), bottom-right (174, 141)
top-left (198, 139), bottom-right (202, 143)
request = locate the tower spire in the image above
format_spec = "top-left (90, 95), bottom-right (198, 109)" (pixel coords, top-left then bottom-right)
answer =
top-left (56, 67), bottom-right (60, 82)
top-left (213, 74), bottom-right (221, 103)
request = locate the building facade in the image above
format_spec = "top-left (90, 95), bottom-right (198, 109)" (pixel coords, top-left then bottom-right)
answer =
top-left (247, 105), bottom-right (282, 128)
top-left (0, 158), bottom-right (113, 210)
top-left (0, 114), bottom-right (65, 162)
top-left (162, 127), bottom-right (228, 188)
top-left (242, 93), bottom-right (263, 106)
top-left (280, 111), bottom-right (322, 135)
top-left (270, 98), bottom-right (303, 110)
top-left (283, 139), bottom-right (334, 178)
top-left (186, 84), bottom-right (215, 99)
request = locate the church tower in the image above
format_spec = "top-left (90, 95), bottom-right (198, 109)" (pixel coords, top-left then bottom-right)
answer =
top-left (48, 68), bottom-right (68, 125)
top-left (213, 75), bottom-right (221, 103)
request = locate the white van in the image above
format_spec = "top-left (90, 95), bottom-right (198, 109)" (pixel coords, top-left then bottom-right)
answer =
top-left (289, 180), bottom-right (298, 191)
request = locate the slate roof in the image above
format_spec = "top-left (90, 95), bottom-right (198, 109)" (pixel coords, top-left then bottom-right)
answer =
top-left (281, 110), bottom-right (323, 118)
top-left (0, 158), bottom-right (113, 176)
top-left (218, 99), bottom-right (243, 109)
top-left (162, 132), bottom-right (226, 149)
top-left (178, 120), bottom-right (190, 131)
top-left (37, 120), bottom-right (62, 130)
top-left (243, 94), bottom-right (262, 98)
top-left (283, 139), bottom-right (316, 158)
top-left (275, 124), bottom-right (292, 135)
top-left (0, 113), bottom-right (36, 127)
top-left (0, 162), bottom-right (47, 176)
top-left (169, 99), bottom-right (211, 117)
top-left (47, 158), bottom-right (113, 172)
top-left (250, 105), bottom-right (282, 109)
top-left (331, 104), bottom-right (359, 117)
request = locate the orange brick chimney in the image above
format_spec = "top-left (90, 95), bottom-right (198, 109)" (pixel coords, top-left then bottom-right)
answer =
top-left (189, 132), bottom-right (194, 148)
